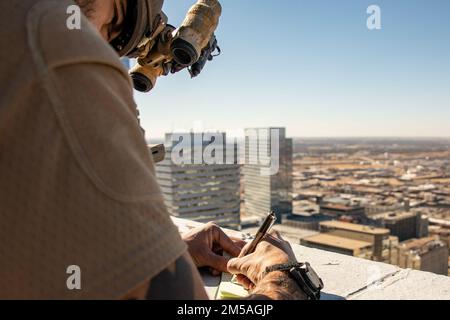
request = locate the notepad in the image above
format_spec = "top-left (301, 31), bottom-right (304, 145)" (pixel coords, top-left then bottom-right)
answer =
top-left (217, 272), bottom-right (249, 299)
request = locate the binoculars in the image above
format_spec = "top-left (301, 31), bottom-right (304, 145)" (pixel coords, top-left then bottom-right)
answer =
top-left (129, 0), bottom-right (222, 92)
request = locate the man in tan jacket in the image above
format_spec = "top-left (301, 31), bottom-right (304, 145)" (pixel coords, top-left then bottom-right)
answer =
top-left (0, 0), bottom-right (307, 300)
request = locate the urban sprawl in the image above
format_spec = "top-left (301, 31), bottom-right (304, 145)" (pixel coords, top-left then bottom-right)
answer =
top-left (153, 131), bottom-right (450, 277)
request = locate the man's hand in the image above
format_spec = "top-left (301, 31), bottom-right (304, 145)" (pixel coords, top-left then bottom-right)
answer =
top-left (182, 222), bottom-right (246, 275)
top-left (227, 232), bottom-right (307, 300)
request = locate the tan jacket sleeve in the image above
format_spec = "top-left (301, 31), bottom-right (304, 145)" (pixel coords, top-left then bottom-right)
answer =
top-left (0, 0), bottom-right (187, 299)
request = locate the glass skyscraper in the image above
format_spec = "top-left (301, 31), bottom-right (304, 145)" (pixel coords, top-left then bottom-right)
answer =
top-left (243, 127), bottom-right (293, 221)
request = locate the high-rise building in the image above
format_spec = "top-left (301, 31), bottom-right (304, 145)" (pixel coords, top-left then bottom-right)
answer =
top-left (155, 132), bottom-right (241, 229)
top-left (243, 128), bottom-right (292, 221)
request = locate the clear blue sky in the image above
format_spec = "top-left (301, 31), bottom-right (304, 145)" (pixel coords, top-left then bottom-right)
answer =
top-left (134, 0), bottom-right (450, 139)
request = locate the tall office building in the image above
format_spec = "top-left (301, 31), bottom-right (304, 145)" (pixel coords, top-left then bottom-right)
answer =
top-left (243, 128), bottom-right (292, 221)
top-left (155, 132), bottom-right (241, 229)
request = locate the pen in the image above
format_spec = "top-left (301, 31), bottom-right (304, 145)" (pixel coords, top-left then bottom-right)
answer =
top-left (229, 212), bottom-right (277, 283)
top-left (240, 211), bottom-right (277, 257)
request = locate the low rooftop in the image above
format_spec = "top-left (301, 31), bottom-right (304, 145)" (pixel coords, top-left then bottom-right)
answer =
top-left (320, 203), bottom-right (364, 212)
top-left (302, 233), bottom-right (372, 250)
top-left (400, 237), bottom-right (446, 253)
top-left (373, 210), bottom-right (418, 221)
top-left (320, 220), bottom-right (390, 235)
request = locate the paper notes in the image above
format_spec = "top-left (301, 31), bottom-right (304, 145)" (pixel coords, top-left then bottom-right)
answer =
top-left (217, 272), bottom-right (248, 299)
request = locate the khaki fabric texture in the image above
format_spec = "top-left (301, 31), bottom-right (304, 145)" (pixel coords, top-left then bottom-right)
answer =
top-left (0, 0), bottom-right (186, 299)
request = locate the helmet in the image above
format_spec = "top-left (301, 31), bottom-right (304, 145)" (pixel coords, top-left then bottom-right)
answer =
top-left (110, 0), bottom-right (164, 58)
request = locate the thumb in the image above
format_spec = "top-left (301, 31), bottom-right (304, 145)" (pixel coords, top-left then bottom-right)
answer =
top-left (227, 257), bottom-right (244, 275)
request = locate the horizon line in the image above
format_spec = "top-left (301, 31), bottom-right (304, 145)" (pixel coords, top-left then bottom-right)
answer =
top-left (147, 135), bottom-right (450, 142)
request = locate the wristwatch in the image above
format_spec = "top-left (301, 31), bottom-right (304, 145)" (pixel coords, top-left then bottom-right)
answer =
top-left (264, 262), bottom-right (324, 300)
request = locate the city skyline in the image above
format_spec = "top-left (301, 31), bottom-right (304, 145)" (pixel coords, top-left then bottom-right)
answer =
top-left (134, 0), bottom-right (450, 139)
top-left (150, 126), bottom-right (450, 277)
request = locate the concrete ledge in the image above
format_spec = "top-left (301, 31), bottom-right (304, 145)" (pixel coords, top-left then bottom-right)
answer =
top-left (297, 246), bottom-right (450, 300)
top-left (351, 269), bottom-right (450, 300)
top-left (173, 218), bottom-right (450, 300)
top-left (293, 246), bottom-right (399, 299)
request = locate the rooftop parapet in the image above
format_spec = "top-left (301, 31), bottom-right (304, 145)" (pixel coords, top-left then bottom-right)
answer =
top-left (173, 217), bottom-right (450, 300)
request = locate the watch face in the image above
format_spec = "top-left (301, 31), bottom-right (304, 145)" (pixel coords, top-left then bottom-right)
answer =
top-left (304, 263), bottom-right (324, 290)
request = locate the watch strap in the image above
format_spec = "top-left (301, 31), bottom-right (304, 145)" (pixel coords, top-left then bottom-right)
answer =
top-left (263, 262), bottom-right (303, 277)
top-left (263, 262), bottom-right (322, 300)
